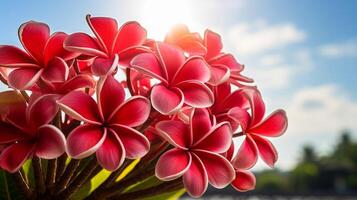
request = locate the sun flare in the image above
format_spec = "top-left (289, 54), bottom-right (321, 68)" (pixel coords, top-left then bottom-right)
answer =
top-left (138, 0), bottom-right (201, 40)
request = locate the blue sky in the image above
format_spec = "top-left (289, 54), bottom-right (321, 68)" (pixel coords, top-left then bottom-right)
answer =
top-left (1, 0), bottom-right (357, 170)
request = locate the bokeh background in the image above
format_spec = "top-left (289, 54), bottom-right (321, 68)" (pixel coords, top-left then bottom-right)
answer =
top-left (1, 0), bottom-right (357, 198)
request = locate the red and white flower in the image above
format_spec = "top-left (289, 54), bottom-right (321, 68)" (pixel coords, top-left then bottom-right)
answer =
top-left (232, 88), bottom-right (288, 169)
top-left (58, 75), bottom-right (150, 171)
top-left (0, 21), bottom-right (77, 90)
top-left (64, 15), bottom-right (148, 76)
top-left (130, 42), bottom-right (214, 115)
top-left (0, 94), bottom-right (66, 173)
top-left (155, 108), bottom-right (235, 197)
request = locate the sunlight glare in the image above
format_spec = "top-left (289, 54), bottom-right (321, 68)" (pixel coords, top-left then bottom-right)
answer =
top-left (138, 0), bottom-right (201, 40)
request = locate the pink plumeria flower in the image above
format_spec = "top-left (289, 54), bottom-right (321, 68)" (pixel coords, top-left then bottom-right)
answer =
top-left (232, 88), bottom-right (288, 169)
top-left (64, 15), bottom-right (148, 76)
top-left (58, 75), bottom-right (151, 171)
top-left (155, 108), bottom-right (235, 197)
top-left (0, 21), bottom-right (77, 90)
top-left (0, 94), bottom-right (66, 173)
top-left (130, 42), bottom-right (214, 115)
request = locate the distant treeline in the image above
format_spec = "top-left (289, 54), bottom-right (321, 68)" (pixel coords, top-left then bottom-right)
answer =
top-left (255, 131), bottom-right (357, 194)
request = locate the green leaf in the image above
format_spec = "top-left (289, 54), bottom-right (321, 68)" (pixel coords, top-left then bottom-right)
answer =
top-left (0, 170), bottom-right (26, 200)
top-left (22, 160), bottom-right (35, 188)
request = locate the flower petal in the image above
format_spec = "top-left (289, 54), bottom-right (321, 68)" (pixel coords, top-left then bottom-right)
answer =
top-left (176, 81), bottom-right (214, 108)
top-left (113, 21), bottom-right (146, 53)
top-left (155, 120), bottom-right (190, 149)
top-left (193, 122), bottom-right (232, 154)
top-left (156, 148), bottom-right (191, 181)
top-left (0, 141), bottom-right (34, 173)
top-left (61, 74), bottom-right (95, 92)
top-left (91, 54), bottom-right (119, 76)
top-left (194, 150), bottom-right (235, 188)
top-left (244, 88), bottom-right (266, 127)
top-left (251, 134), bottom-right (278, 167)
top-left (35, 125), bottom-right (66, 159)
top-left (183, 153), bottom-right (208, 198)
top-left (232, 135), bottom-right (258, 170)
top-left (227, 107), bottom-right (250, 132)
top-left (172, 56), bottom-right (210, 84)
top-left (0, 45), bottom-right (38, 68)
top-left (190, 108), bottom-right (212, 145)
top-left (27, 94), bottom-right (59, 130)
top-left (44, 32), bottom-right (77, 64)
top-left (97, 75), bottom-right (125, 119)
top-left (208, 64), bottom-right (230, 86)
top-left (0, 121), bottom-right (26, 144)
top-left (64, 33), bottom-right (107, 57)
top-left (86, 15), bottom-right (118, 53)
top-left (18, 21), bottom-right (49, 63)
top-left (204, 29), bottom-right (222, 60)
top-left (155, 42), bottom-right (185, 82)
top-left (8, 68), bottom-right (43, 90)
top-left (67, 125), bottom-right (106, 159)
top-left (58, 91), bottom-right (102, 124)
top-left (250, 109), bottom-right (288, 137)
top-left (110, 124), bottom-right (150, 159)
top-left (96, 129), bottom-right (125, 171)
top-left (220, 89), bottom-right (250, 112)
top-left (109, 96), bottom-right (150, 127)
top-left (209, 53), bottom-right (244, 72)
top-left (150, 85), bottom-right (184, 115)
top-left (42, 57), bottom-right (69, 82)
top-left (231, 170), bottom-right (256, 192)
top-left (117, 46), bottom-right (150, 67)
top-left (130, 52), bottom-right (167, 83)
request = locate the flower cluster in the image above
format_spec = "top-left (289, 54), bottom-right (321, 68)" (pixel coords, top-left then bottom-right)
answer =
top-left (0, 15), bottom-right (288, 198)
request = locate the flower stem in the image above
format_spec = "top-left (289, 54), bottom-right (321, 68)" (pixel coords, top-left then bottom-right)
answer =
top-left (108, 178), bottom-right (183, 200)
top-left (57, 158), bottom-right (98, 200)
top-left (12, 171), bottom-right (33, 199)
top-left (100, 159), bottom-right (132, 188)
top-left (32, 157), bottom-right (45, 194)
top-left (85, 166), bottom-right (155, 200)
top-left (45, 159), bottom-right (57, 192)
top-left (54, 159), bottom-right (81, 194)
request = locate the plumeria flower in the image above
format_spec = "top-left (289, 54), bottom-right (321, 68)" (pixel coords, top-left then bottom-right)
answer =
top-left (232, 88), bottom-right (288, 168)
top-left (64, 15), bottom-right (148, 76)
top-left (155, 108), bottom-right (235, 197)
top-left (0, 21), bottom-right (77, 90)
top-left (58, 75), bottom-right (151, 171)
top-left (130, 42), bottom-right (214, 115)
top-left (0, 94), bottom-right (66, 173)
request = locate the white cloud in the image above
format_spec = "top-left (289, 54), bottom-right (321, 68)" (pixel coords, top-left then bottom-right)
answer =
top-left (287, 84), bottom-right (357, 135)
top-left (227, 20), bottom-right (306, 55)
top-left (319, 39), bottom-right (357, 58)
top-left (243, 49), bottom-right (313, 91)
